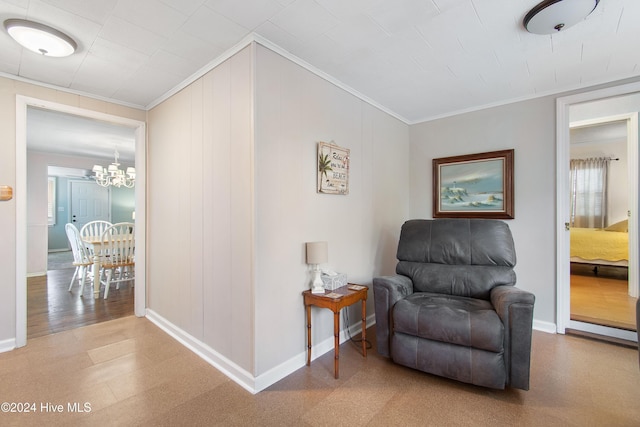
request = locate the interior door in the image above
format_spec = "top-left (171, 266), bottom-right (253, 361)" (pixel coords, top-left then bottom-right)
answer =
top-left (69, 180), bottom-right (110, 231)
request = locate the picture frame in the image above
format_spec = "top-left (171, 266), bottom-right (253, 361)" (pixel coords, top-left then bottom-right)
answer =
top-left (317, 141), bottom-right (350, 195)
top-left (433, 149), bottom-right (514, 219)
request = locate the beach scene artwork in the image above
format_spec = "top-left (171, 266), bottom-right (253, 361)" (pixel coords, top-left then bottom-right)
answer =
top-left (439, 158), bottom-right (504, 212)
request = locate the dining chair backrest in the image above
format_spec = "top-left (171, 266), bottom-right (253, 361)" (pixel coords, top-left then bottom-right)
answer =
top-left (80, 220), bottom-right (112, 238)
top-left (65, 223), bottom-right (90, 265)
top-left (100, 222), bottom-right (135, 266)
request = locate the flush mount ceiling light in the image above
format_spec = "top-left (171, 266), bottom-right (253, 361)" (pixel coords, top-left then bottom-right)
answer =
top-left (524, 0), bottom-right (600, 35)
top-left (3, 18), bottom-right (77, 57)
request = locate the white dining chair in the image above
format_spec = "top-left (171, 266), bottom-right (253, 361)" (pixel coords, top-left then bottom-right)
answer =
top-left (80, 220), bottom-right (112, 260)
top-left (65, 223), bottom-right (93, 295)
top-left (99, 222), bottom-right (135, 299)
top-left (80, 220), bottom-right (112, 245)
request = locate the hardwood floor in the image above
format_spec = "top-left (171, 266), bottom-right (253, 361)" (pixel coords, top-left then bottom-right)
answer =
top-left (570, 264), bottom-right (637, 331)
top-left (27, 260), bottom-right (134, 339)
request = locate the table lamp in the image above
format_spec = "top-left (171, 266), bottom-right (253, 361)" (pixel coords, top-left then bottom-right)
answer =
top-left (306, 241), bottom-right (328, 294)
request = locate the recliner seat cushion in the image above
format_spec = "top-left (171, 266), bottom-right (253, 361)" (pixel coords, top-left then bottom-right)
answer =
top-left (393, 293), bottom-right (504, 353)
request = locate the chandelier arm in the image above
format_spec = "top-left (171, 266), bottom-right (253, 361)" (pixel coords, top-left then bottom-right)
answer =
top-left (92, 150), bottom-right (135, 188)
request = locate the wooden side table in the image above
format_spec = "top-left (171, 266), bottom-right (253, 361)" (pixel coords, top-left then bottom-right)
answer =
top-left (302, 284), bottom-right (368, 379)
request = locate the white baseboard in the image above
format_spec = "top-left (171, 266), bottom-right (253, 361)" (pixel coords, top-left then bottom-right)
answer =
top-left (145, 309), bottom-right (376, 393)
top-left (0, 338), bottom-right (16, 353)
top-left (567, 320), bottom-right (638, 342)
top-left (533, 319), bottom-right (557, 334)
top-left (145, 309), bottom-right (257, 394)
top-left (27, 272), bottom-right (46, 278)
top-left (254, 313), bottom-right (376, 392)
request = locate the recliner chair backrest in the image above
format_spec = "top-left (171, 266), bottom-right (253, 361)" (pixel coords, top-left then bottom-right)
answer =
top-left (395, 219), bottom-right (516, 300)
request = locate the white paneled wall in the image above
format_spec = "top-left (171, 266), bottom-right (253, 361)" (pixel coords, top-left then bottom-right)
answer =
top-left (147, 43), bottom-right (410, 389)
top-left (147, 46), bottom-right (254, 373)
top-left (254, 44), bottom-right (410, 377)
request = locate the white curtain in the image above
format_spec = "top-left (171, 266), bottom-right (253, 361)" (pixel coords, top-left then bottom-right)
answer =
top-left (570, 157), bottom-right (609, 228)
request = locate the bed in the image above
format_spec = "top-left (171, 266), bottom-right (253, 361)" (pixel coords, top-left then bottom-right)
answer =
top-left (570, 220), bottom-right (629, 268)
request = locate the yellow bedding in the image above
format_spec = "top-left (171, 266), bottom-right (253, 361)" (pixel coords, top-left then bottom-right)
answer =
top-left (570, 227), bottom-right (628, 262)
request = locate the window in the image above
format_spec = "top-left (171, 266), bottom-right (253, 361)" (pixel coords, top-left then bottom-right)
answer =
top-left (48, 177), bottom-right (56, 226)
top-left (569, 158), bottom-right (608, 228)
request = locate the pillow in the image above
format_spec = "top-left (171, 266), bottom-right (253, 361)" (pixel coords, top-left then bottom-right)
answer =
top-left (605, 219), bottom-right (628, 232)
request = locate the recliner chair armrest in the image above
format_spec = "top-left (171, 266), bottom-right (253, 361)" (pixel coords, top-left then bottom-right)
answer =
top-left (491, 285), bottom-right (535, 318)
top-left (491, 285), bottom-right (535, 390)
top-left (373, 275), bottom-right (414, 358)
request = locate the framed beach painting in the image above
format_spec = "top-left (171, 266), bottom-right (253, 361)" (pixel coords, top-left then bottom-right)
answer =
top-left (433, 149), bottom-right (514, 219)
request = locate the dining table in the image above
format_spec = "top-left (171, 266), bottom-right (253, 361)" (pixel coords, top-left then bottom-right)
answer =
top-left (82, 233), bottom-right (134, 299)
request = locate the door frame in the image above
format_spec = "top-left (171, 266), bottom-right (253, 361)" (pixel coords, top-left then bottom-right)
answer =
top-left (556, 82), bottom-right (640, 341)
top-left (15, 96), bottom-right (147, 347)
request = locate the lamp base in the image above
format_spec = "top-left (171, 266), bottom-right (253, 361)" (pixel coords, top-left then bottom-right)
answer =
top-left (310, 268), bottom-right (325, 294)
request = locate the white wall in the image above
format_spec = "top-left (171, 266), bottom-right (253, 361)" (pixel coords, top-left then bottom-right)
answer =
top-left (146, 45), bottom-right (255, 374)
top-left (254, 45), bottom-right (410, 377)
top-left (409, 96), bottom-right (558, 325)
top-left (145, 43), bottom-right (410, 389)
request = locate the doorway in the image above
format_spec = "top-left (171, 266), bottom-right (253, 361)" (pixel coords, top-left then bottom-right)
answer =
top-left (568, 119), bottom-right (635, 331)
top-left (556, 84), bottom-right (640, 342)
top-left (15, 96), bottom-right (147, 348)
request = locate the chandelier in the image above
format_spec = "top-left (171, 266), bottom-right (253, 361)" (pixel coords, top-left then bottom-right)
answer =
top-left (92, 150), bottom-right (135, 188)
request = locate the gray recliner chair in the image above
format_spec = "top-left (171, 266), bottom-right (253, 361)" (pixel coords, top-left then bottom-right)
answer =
top-left (373, 219), bottom-right (535, 390)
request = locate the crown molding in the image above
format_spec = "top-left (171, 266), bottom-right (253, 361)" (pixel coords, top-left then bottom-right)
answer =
top-left (409, 73), bottom-right (640, 125)
top-left (0, 71), bottom-right (146, 111)
top-left (250, 33), bottom-right (411, 124)
top-left (145, 33), bottom-right (412, 124)
top-left (3, 34), bottom-right (639, 126)
top-left (144, 33), bottom-right (257, 111)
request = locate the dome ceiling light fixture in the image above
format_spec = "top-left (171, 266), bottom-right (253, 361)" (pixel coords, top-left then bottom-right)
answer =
top-left (3, 18), bottom-right (77, 57)
top-left (523, 0), bottom-right (600, 35)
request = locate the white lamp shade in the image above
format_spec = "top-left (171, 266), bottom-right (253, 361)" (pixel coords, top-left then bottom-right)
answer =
top-left (524, 0), bottom-right (599, 35)
top-left (306, 241), bottom-right (328, 265)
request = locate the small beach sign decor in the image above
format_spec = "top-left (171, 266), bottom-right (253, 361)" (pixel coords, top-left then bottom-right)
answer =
top-left (433, 149), bottom-right (514, 219)
top-left (317, 141), bottom-right (350, 195)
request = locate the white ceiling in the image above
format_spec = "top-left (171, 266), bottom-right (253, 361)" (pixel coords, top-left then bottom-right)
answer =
top-left (27, 107), bottom-right (137, 162)
top-left (3, 0), bottom-right (640, 156)
top-left (570, 120), bottom-right (627, 145)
